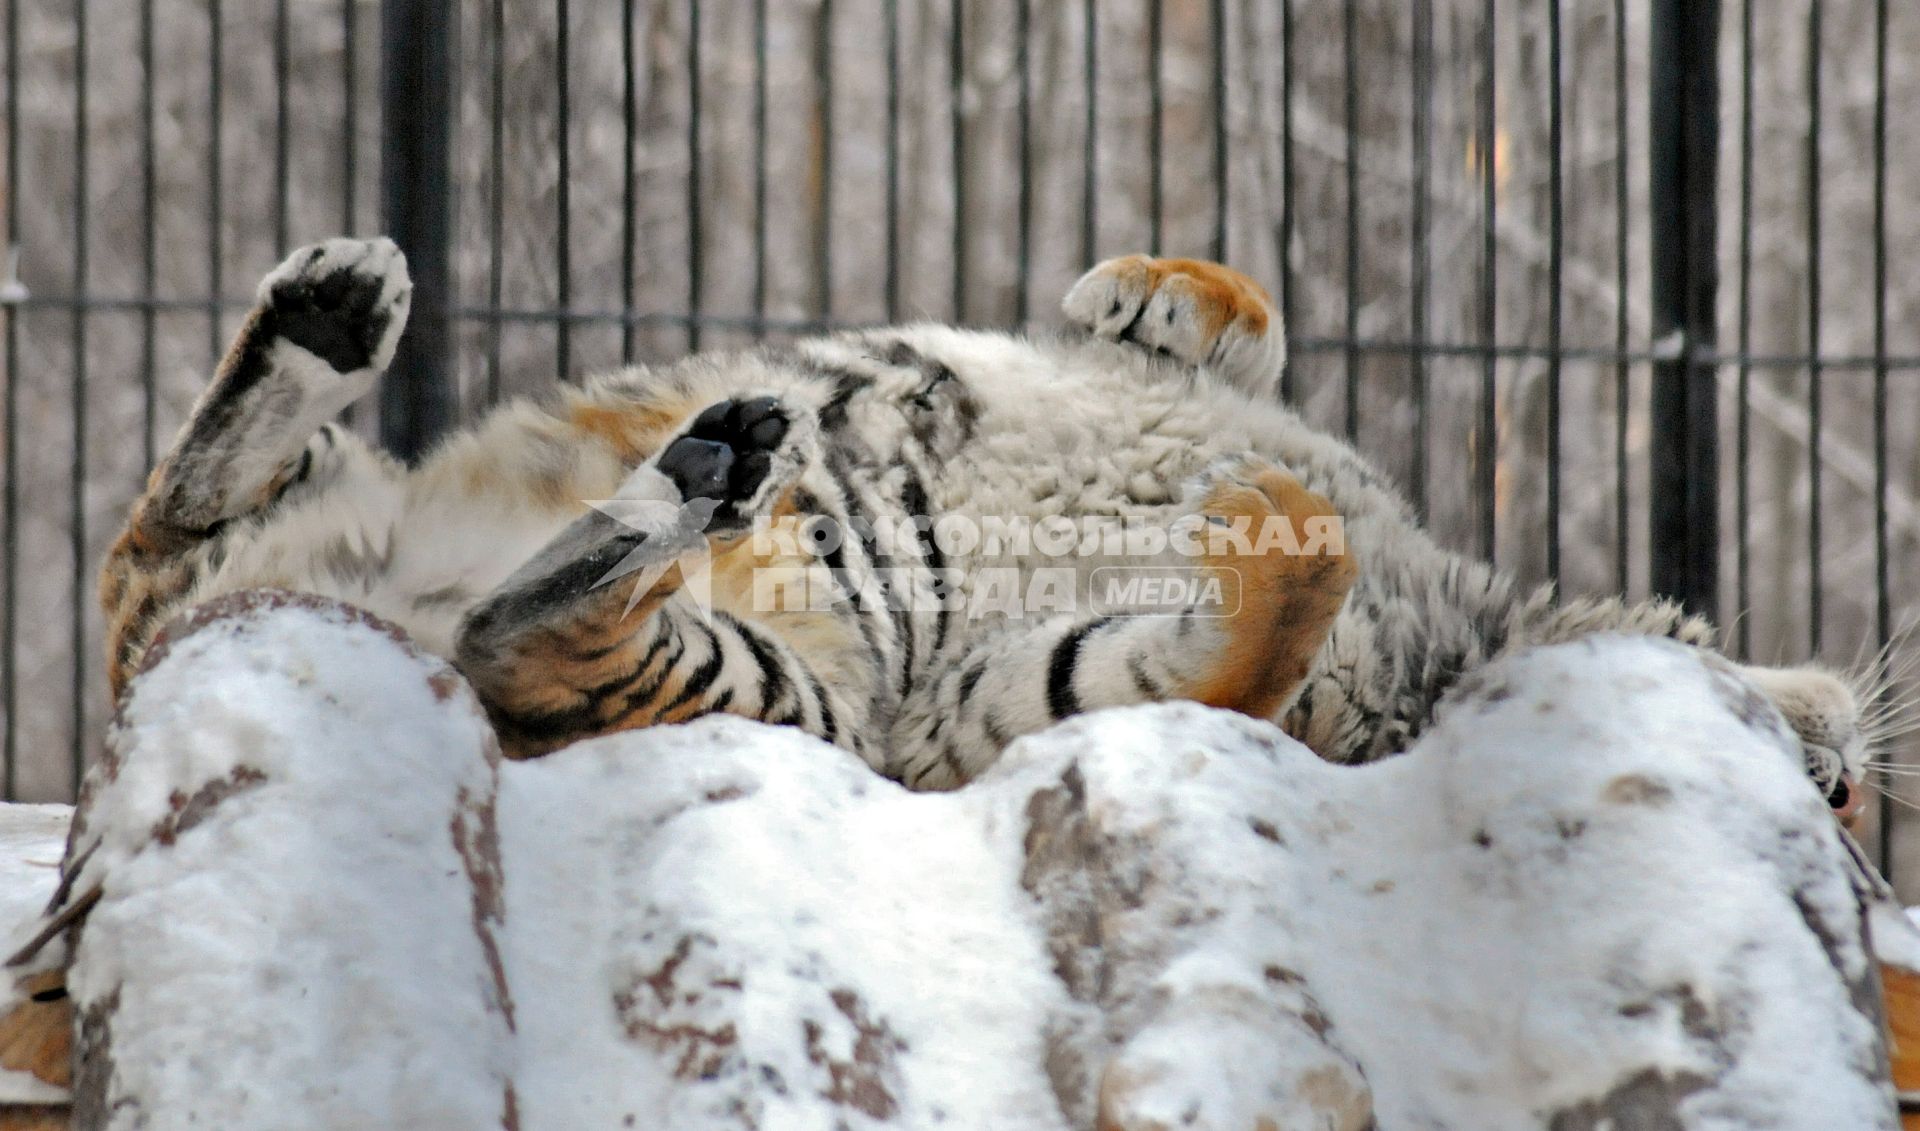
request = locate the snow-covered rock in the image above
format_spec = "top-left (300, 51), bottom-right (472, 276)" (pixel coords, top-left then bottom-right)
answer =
top-left (14, 593), bottom-right (1900, 1128)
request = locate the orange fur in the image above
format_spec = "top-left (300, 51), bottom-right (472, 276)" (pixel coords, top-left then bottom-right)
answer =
top-left (565, 398), bottom-right (688, 465)
top-left (1106, 254), bottom-right (1273, 338)
top-left (0, 971), bottom-right (70, 1091)
top-left (1179, 461), bottom-right (1355, 720)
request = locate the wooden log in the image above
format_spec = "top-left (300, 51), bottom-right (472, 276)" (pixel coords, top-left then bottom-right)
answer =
top-left (0, 973), bottom-right (66, 1092)
top-left (0, 1106), bottom-right (67, 1131)
top-left (1882, 962), bottom-right (1920, 1129)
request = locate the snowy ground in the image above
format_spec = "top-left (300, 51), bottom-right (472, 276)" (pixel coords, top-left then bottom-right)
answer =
top-left (0, 593), bottom-right (1902, 1128)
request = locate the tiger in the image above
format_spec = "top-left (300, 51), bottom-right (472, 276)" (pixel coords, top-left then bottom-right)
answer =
top-left (99, 237), bottom-right (1870, 816)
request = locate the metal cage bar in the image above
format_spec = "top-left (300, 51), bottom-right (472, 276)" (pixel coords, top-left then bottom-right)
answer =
top-left (555, 0), bottom-right (573, 380)
top-left (687, 0), bottom-right (705, 351)
top-left (1806, 0), bottom-right (1823, 654)
top-left (1614, 0), bottom-right (1631, 597)
top-left (1409, 0), bottom-right (1431, 523)
top-left (1545, 0), bottom-right (1563, 587)
top-left (1, 0), bottom-right (16, 802)
top-left (1342, 0), bottom-right (1359, 442)
top-left (1873, 0), bottom-right (1894, 875)
top-left (1735, 0), bottom-right (1754, 658)
top-left (1477, 0), bottom-right (1497, 565)
top-left (68, 0), bottom-right (88, 793)
top-left (1647, 0), bottom-right (1720, 621)
top-left (379, 0), bottom-right (457, 459)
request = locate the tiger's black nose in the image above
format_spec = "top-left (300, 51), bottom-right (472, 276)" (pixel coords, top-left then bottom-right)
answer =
top-left (1828, 774), bottom-right (1865, 822)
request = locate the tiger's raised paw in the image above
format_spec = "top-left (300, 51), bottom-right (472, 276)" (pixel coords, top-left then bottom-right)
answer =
top-left (256, 237), bottom-right (411, 382)
top-left (1063, 254), bottom-right (1286, 398)
top-left (654, 395), bottom-right (816, 530)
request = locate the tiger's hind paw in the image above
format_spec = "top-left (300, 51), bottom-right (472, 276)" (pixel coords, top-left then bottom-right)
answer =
top-left (1063, 254), bottom-right (1286, 398)
top-left (256, 236), bottom-right (412, 386)
top-left (653, 396), bottom-right (816, 530)
top-left (139, 239), bottom-right (409, 535)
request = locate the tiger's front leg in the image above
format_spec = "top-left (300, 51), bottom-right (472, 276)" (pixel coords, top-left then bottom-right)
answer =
top-left (455, 396), bottom-right (857, 759)
top-left (101, 238), bottom-right (410, 696)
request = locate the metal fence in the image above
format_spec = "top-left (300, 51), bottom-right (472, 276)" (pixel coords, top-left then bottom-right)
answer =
top-left (1, 0), bottom-right (1914, 889)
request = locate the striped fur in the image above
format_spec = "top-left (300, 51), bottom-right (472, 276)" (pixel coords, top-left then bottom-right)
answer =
top-left (100, 243), bottom-right (1866, 808)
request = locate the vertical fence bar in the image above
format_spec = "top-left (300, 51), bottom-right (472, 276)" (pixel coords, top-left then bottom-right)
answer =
top-left (1209, 0), bottom-right (1226, 262)
top-left (1872, 0), bottom-right (1892, 872)
top-left (334, 3), bottom-right (362, 485)
top-left (208, 0), bottom-right (223, 362)
top-left (487, 0), bottom-right (505, 401)
top-left (1647, 0), bottom-right (1720, 620)
top-left (813, 0), bottom-right (832, 324)
top-left (70, 0), bottom-right (90, 790)
top-left (2, 0), bottom-right (16, 800)
top-left (1410, 0), bottom-right (1431, 520)
top-left (1614, 0), bottom-right (1630, 593)
top-left (343, 0), bottom-right (357, 232)
top-left (1735, 0), bottom-right (1754, 657)
top-left (620, 0), bottom-right (636, 363)
top-left (1015, 0), bottom-right (1031, 324)
top-left (140, 0), bottom-right (156, 469)
top-left (1342, 0), bottom-right (1358, 441)
top-left (555, 0), bottom-right (572, 377)
top-left (1081, 0), bottom-right (1096, 268)
top-left (273, 0), bottom-right (291, 253)
top-left (885, 0), bottom-right (901, 322)
top-left (1146, 0), bottom-right (1162, 254)
top-left (1545, 0), bottom-right (1563, 587)
top-left (950, 0), bottom-right (966, 320)
top-left (341, 0), bottom-right (362, 427)
top-left (379, 0), bottom-right (458, 460)
top-left (1477, 0), bottom-right (1496, 564)
top-left (686, 0), bottom-right (703, 350)
top-left (340, 0), bottom-right (359, 427)
top-left (752, 0), bottom-right (768, 333)
top-left (1277, 0), bottom-right (1295, 404)
top-left (1804, 2), bottom-right (1822, 655)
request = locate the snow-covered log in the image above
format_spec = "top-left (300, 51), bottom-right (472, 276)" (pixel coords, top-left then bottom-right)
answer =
top-left (0, 593), bottom-right (1905, 1128)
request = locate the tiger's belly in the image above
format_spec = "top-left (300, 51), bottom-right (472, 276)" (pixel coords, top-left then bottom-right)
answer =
top-left (189, 479), bottom-right (585, 659)
top-left (928, 357), bottom-right (1287, 537)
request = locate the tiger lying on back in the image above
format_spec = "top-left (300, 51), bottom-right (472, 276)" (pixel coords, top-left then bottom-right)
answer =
top-left (101, 238), bottom-right (1869, 815)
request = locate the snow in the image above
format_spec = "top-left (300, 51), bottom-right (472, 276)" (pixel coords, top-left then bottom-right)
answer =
top-left (1895, 904), bottom-right (1920, 970)
top-left (501, 723), bottom-right (1071, 1129)
top-left (0, 802), bottom-right (74, 1105)
top-left (1010, 642), bottom-right (1888, 1129)
top-left (0, 804), bottom-right (73, 970)
top-left (59, 592), bottom-right (514, 1129)
top-left (6, 594), bottom-right (1902, 1127)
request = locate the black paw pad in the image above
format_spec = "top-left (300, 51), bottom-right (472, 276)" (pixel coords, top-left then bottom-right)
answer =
top-left (656, 397), bottom-right (791, 515)
top-left (265, 267), bottom-right (394, 374)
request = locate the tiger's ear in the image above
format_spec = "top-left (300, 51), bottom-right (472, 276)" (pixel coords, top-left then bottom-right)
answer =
top-left (0, 969), bottom-right (70, 1095)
